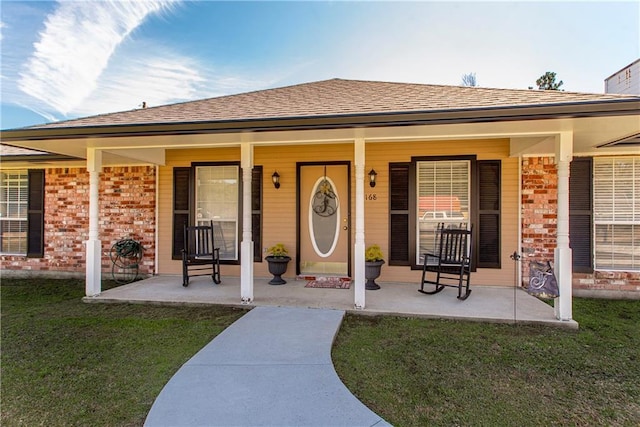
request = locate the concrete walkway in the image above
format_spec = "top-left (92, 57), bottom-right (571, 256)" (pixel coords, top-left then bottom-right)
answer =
top-left (144, 306), bottom-right (390, 427)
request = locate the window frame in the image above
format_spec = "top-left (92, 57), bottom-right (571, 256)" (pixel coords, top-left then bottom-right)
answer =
top-left (0, 169), bottom-right (28, 255)
top-left (0, 169), bottom-right (44, 257)
top-left (194, 163), bottom-right (241, 262)
top-left (593, 156), bottom-right (639, 271)
top-left (413, 157), bottom-right (472, 267)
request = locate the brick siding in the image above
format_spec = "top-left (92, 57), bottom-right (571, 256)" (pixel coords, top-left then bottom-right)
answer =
top-left (573, 271), bottom-right (640, 293)
top-left (521, 157), bottom-right (557, 285)
top-left (0, 166), bottom-right (156, 277)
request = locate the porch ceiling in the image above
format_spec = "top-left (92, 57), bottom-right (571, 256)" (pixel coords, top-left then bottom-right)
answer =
top-left (2, 113), bottom-right (639, 165)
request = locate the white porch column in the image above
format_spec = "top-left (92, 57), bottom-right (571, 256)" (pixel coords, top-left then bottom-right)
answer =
top-left (354, 138), bottom-right (366, 309)
top-left (554, 132), bottom-right (573, 321)
top-left (240, 142), bottom-right (254, 304)
top-left (85, 149), bottom-right (102, 297)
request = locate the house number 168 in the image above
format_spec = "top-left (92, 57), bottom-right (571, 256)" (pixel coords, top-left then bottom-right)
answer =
top-left (366, 194), bottom-right (377, 201)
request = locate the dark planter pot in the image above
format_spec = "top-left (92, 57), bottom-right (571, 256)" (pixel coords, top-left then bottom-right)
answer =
top-left (266, 256), bottom-right (291, 285)
top-left (365, 260), bottom-right (385, 290)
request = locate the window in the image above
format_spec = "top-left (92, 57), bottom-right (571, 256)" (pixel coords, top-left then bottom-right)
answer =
top-left (0, 170), bottom-right (28, 254)
top-left (0, 169), bottom-right (44, 257)
top-left (172, 164), bottom-right (262, 263)
top-left (416, 160), bottom-right (470, 264)
top-left (195, 165), bottom-right (239, 261)
top-left (593, 157), bottom-right (639, 270)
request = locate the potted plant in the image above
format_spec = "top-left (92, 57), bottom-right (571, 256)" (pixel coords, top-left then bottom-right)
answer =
top-left (365, 244), bottom-right (385, 290)
top-left (265, 243), bottom-right (291, 285)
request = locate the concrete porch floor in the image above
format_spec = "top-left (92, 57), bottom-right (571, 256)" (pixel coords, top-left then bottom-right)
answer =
top-left (84, 275), bottom-right (578, 329)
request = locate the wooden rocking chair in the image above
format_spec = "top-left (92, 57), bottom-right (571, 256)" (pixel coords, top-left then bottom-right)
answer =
top-left (419, 224), bottom-right (473, 300)
top-left (182, 221), bottom-right (221, 287)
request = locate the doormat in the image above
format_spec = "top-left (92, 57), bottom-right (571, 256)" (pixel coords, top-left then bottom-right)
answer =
top-left (305, 276), bottom-right (351, 289)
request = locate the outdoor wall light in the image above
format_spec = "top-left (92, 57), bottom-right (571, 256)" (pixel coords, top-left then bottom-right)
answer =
top-left (368, 169), bottom-right (377, 188)
top-left (272, 171), bottom-right (281, 189)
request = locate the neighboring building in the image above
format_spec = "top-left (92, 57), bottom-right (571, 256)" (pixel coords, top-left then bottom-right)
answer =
top-left (605, 59), bottom-right (640, 95)
top-left (1, 79), bottom-right (639, 321)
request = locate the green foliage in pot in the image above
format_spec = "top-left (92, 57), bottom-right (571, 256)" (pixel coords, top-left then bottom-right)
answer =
top-left (267, 243), bottom-right (289, 258)
top-left (365, 244), bottom-right (384, 262)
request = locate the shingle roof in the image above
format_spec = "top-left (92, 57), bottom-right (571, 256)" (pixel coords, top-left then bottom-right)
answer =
top-left (26, 78), bottom-right (640, 130)
top-left (0, 144), bottom-right (48, 156)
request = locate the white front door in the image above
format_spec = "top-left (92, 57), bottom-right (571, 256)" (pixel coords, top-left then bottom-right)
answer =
top-left (298, 164), bottom-right (350, 276)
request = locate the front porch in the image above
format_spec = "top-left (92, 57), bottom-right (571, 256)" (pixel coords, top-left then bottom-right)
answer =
top-left (83, 276), bottom-right (578, 329)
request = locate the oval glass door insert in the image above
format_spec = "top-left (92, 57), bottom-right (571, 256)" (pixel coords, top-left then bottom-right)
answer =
top-left (308, 176), bottom-right (340, 257)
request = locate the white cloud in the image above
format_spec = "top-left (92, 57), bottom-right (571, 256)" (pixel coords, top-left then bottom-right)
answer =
top-left (18, 102), bottom-right (60, 124)
top-left (17, 0), bottom-right (177, 115)
top-left (12, 0), bottom-right (266, 121)
top-left (74, 54), bottom-right (207, 115)
top-left (68, 39), bottom-right (270, 116)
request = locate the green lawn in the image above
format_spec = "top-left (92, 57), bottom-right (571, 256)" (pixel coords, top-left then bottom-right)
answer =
top-left (1, 278), bottom-right (245, 426)
top-left (332, 299), bottom-right (640, 426)
top-left (2, 278), bottom-right (639, 426)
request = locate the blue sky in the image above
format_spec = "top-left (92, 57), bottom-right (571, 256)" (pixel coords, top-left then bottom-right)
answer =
top-left (1, 1), bottom-right (638, 130)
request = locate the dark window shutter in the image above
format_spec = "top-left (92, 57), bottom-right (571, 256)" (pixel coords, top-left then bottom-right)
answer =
top-left (27, 169), bottom-right (45, 258)
top-left (570, 158), bottom-right (593, 272)
top-left (390, 214), bottom-right (409, 263)
top-left (477, 161), bottom-right (500, 268)
top-left (389, 163), bottom-right (410, 265)
top-left (252, 166), bottom-right (262, 262)
top-left (172, 168), bottom-right (191, 259)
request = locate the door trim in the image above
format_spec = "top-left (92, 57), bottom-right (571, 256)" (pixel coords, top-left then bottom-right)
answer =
top-left (296, 161), bottom-right (351, 276)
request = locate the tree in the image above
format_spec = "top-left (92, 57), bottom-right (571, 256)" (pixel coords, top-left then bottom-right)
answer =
top-left (536, 71), bottom-right (564, 90)
top-left (461, 72), bottom-right (477, 87)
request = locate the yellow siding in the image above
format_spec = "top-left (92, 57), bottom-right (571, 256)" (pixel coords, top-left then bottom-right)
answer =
top-left (364, 139), bottom-right (517, 285)
top-left (158, 139), bottom-right (519, 286)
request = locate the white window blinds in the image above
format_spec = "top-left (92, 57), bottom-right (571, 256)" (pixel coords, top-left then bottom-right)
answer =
top-left (593, 157), bottom-right (639, 270)
top-left (415, 160), bottom-right (470, 264)
top-left (0, 170), bottom-right (28, 254)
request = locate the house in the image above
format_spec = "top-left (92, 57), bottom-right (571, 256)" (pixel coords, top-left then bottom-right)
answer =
top-left (2, 79), bottom-right (639, 322)
top-left (605, 59), bottom-right (640, 95)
